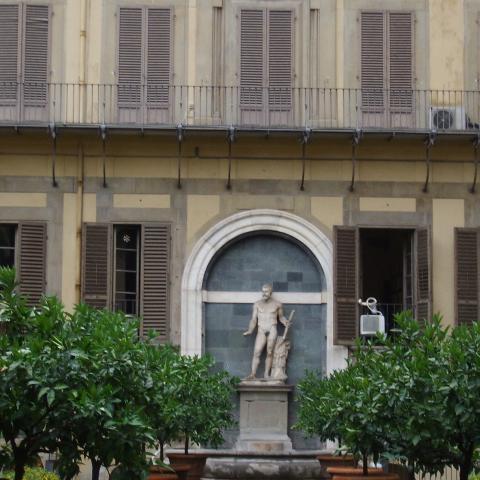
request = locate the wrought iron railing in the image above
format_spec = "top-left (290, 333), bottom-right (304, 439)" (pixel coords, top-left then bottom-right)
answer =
top-left (1, 83), bottom-right (480, 131)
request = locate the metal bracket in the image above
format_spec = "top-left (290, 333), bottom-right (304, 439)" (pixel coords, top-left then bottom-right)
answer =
top-left (177, 124), bottom-right (183, 189)
top-left (422, 131), bottom-right (436, 193)
top-left (226, 126), bottom-right (235, 190)
top-left (300, 127), bottom-right (311, 191)
top-left (100, 124), bottom-right (107, 188)
top-left (49, 123), bottom-right (58, 187)
top-left (349, 129), bottom-right (362, 192)
top-left (470, 134), bottom-right (480, 194)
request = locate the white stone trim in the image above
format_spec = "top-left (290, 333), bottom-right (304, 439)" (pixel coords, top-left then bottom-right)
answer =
top-left (181, 209), bottom-right (347, 374)
top-left (202, 290), bottom-right (326, 304)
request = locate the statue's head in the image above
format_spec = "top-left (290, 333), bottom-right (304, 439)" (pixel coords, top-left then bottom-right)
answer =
top-left (262, 283), bottom-right (273, 300)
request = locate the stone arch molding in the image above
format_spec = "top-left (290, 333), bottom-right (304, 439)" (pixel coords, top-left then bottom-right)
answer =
top-left (181, 209), bottom-right (346, 372)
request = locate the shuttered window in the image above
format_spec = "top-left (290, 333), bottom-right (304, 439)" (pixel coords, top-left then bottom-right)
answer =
top-left (455, 228), bottom-right (479, 325)
top-left (240, 8), bottom-right (293, 110)
top-left (334, 226), bottom-right (359, 344)
top-left (0, 4), bottom-right (49, 107)
top-left (334, 225), bottom-right (431, 344)
top-left (82, 224), bottom-right (112, 309)
top-left (118, 8), bottom-right (143, 105)
top-left (18, 223), bottom-right (47, 306)
top-left (0, 222), bottom-right (47, 306)
top-left (415, 227), bottom-right (431, 324)
top-left (361, 11), bottom-right (413, 112)
top-left (0, 5), bottom-right (20, 103)
top-left (141, 224), bottom-right (170, 340)
top-left (118, 7), bottom-right (172, 107)
top-left (82, 222), bottom-right (171, 341)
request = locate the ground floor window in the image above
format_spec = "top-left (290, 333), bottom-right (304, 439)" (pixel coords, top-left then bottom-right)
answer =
top-left (0, 224), bottom-right (16, 268)
top-left (360, 228), bottom-right (413, 332)
top-left (334, 225), bottom-right (431, 345)
top-left (82, 223), bottom-right (171, 340)
top-left (114, 225), bottom-right (140, 316)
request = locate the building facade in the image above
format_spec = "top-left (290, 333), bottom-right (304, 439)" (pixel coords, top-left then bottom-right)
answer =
top-left (0, 0), bottom-right (479, 450)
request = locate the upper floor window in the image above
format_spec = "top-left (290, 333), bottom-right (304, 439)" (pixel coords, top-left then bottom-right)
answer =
top-left (361, 11), bottom-right (414, 127)
top-left (117, 7), bottom-right (173, 124)
top-left (239, 8), bottom-right (293, 126)
top-left (0, 4), bottom-right (50, 122)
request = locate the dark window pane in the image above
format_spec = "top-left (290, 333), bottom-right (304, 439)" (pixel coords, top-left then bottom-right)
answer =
top-left (0, 225), bottom-right (16, 248)
top-left (0, 249), bottom-right (15, 267)
top-left (116, 249), bottom-right (138, 271)
top-left (116, 226), bottom-right (138, 250)
top-left (115, 293), bottom-right (137, 315)
top-left (115, 271), bottom-right (137, 294)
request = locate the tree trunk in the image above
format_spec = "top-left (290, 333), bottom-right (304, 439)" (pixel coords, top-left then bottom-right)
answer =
top-left (184, 436), bottom-right (189, 455)
top-left (362, 453), bottom-right (368, 476)
top-left (160, 442), bottom-right (164, 462)
top-left (15, 456), bottom-right (27, 480)
top-left (14, 453), bottom-right (26, 480)
top-left (92, 460), bottom-right (102, 480)
top-left (460, 444), bottom-right (474, 480)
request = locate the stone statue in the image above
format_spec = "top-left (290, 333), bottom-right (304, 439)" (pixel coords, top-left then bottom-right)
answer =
top-left (243, 284), bottom-right (293, 381)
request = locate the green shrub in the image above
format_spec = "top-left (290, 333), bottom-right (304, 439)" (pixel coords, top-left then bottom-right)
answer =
top-left (1, 467), bottom-right (60, 480)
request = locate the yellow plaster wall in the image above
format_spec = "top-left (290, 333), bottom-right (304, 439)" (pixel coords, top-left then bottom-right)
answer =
top-left (62, 193), bottom-right (78, 312)
top-left (186, 195), bottom-right (220, 247)
top-left (432, 199), bottom-right (465, 326)
top-left (0, 193), bottom-right (47, 208)
top-left (359, 197), bottom-right (417, 212)
top-left (311, 197), bottom-right (344, 232)
top-left (235, 159), bottom-right (301, 180)
top-left (113, 194), bottom-right (170, 209)
top-left (357, 161), bottom-right (425, 183)
top-left (83, 194), bottom-right (97, 223)
top-left (429, 0), bottom-right (465, 90)
top-left (0, 156), bottom-right (49, 177)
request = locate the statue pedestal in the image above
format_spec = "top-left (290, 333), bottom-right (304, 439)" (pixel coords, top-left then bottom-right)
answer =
top-left (236, 382), bottom-right (293, 453)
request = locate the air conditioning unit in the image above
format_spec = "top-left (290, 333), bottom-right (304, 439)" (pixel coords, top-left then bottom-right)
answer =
top-left (429, 106), bottom-right (466, 130)
top-left (360, 314), bottom-right (385, 336)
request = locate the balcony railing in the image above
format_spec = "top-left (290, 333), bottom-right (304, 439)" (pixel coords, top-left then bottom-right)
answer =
top-left (1, 83), bottom-right (480, 132)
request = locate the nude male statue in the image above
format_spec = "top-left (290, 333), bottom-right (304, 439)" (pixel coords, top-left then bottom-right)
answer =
top-left (243, 284), bottom-right (290, 380)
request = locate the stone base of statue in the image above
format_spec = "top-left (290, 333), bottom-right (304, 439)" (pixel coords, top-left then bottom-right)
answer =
top-left (235, 382), bottom-right (293, 453)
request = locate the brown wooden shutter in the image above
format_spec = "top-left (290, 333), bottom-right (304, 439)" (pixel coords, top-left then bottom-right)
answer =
top-left (118, 7), bottom-right (143, 105)
top-left (146, 8), bottom-right (171, 106)
top-left (240, 9), bottom-right (265, 108)
top-left (268, 10), bottom-right (293, 110)
top-left (18, 222), bottom-right (46, 306)
top-left (23, 5), bottom-right (49, 105)
top-left (361, 11), bottom-right (385, 111)
top-left (141, 224), bottom-right (170, 340)
top-left (455, 228), bottom-right (479, 325)
top-left (415, 227), bottom-right (431, 324)
top-left (388, 12), bottom-right (413, 112)
top-left (334, 226), bottom-right (359, 344)
top-left (0, 4), bottom-right (20, 103)
top-left (82, 223), bottom-right (112, 309)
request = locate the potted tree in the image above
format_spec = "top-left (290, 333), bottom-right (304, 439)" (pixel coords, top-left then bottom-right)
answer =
top-left (296, 361), bottom-right (396, 480)
top-left (166, 354), bottom-right (237, 480)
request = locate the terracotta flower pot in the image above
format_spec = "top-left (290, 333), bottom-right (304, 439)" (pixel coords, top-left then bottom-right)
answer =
top-left (149, 464), bottom-right (191, 480)
top-left (317, 455), bottom-right (356, 475)
top-left (148, 465), bottom-right (178, 480)
top-left (327, 467), bottom-right (384, 476)
top-left (166, 453), bottom-right (208, 480)
top-left (327, 467), bottom-right (399, 480)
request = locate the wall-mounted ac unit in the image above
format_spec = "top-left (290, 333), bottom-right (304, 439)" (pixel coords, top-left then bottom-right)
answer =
top-left (360, 314), bottom-right (385, 336)
top-left (429, 106), bottom-right (466, 130)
